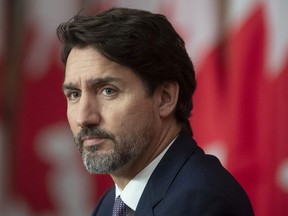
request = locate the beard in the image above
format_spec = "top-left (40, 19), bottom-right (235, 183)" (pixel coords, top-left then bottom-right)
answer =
top-left (74, 122), bottom-right (154, 174)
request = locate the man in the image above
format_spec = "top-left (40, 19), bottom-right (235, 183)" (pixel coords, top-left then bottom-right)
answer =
top-left (57, 7), bottom-right (254, 216)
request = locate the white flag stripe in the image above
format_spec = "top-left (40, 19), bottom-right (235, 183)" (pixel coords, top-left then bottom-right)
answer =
top-left (24, 0), bottom-right (80, 79)
top-left (162, 0), bottom-right (221, 70)
top-left (265, 0), bottom-right (288, 75)
top-left (226, 0), bottom-right (259, 30)
top-left (114, 0), bottom-right (160, 12)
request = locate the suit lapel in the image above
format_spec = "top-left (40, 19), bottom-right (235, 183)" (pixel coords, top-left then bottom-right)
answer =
top-left (92, 188), bottom-right (115, 215)
top-left (135, 133), bottom-right (199, 215)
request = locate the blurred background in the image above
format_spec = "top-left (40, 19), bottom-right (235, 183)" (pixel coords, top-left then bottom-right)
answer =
top-left (0, 0), bottom-right (287, 215)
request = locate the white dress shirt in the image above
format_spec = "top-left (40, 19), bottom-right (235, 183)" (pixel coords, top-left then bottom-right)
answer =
top-left (115, 137), bottom-right (176, 211)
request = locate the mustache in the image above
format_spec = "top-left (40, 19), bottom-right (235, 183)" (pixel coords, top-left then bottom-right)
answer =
top-left (74, 127), bottom-right (115, 146)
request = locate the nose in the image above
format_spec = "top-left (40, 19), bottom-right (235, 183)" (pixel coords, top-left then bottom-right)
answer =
top-left (76, 94), bottom-right (101, 128)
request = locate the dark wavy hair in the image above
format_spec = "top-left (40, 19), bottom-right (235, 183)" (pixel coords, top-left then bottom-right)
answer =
top-left (57, 7), bottom-right (196, 135)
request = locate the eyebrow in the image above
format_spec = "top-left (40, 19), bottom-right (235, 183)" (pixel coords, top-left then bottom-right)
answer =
top-left (62, 76), bottom-right (121, 92)
top-left (87, 77), bottom-right (121, 87)
top-left (62, 82), bottom-right (77, 92)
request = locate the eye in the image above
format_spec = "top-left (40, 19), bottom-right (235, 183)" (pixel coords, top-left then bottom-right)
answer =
top-left (66, 91), bottom-right (81, 100)
top-left (101, 87), bottom-right (117, 96)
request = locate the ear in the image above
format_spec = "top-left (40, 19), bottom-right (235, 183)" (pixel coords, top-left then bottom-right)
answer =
top-left (158, 82), bottom-right (179, 118)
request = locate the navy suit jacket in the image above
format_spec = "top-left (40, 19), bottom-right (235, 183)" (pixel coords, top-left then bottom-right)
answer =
top-left (92, 132), bottom-right (254, 215)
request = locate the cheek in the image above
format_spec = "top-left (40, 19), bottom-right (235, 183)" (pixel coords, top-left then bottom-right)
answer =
top-left (112, 100), bottom-right (156, 130)
top-left (66, 105), bottom-right (77, 133)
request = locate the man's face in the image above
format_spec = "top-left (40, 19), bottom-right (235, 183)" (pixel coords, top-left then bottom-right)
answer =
top-left (63, 47), bottom-right (160, 174)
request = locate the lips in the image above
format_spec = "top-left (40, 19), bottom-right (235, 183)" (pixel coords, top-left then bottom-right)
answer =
top-left (75, 128), bottom-right (114, 150)
top-left (82, 136), bottom-right (106, 147)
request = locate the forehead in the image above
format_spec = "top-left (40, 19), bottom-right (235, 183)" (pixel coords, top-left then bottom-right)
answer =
top-left (66, 47), bottom-right (117, 74)
top-left (64, 47), bottom-right (137, 83)
top-left (67, 47), bottom-right (106, 64)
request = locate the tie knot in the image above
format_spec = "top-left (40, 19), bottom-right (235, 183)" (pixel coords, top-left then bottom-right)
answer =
top-left (113, 196), bottom-right (127, 216)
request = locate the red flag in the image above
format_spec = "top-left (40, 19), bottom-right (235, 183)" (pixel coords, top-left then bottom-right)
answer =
top-left (3, 1), bottom-right (287, 216)
top-left (187, 2), bottom-right (288, 216)
top-left (156, 1), bottom-right (288, 215)
top-left (3, 1), bottom-right (113, 215)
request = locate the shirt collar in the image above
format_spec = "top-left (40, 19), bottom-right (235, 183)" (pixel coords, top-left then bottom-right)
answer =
top-left (115, 137), bottom-right (176, 211)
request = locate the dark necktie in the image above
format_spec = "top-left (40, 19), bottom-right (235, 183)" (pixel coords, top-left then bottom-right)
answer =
top-left (113, 196), bottom-right (127, 216)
